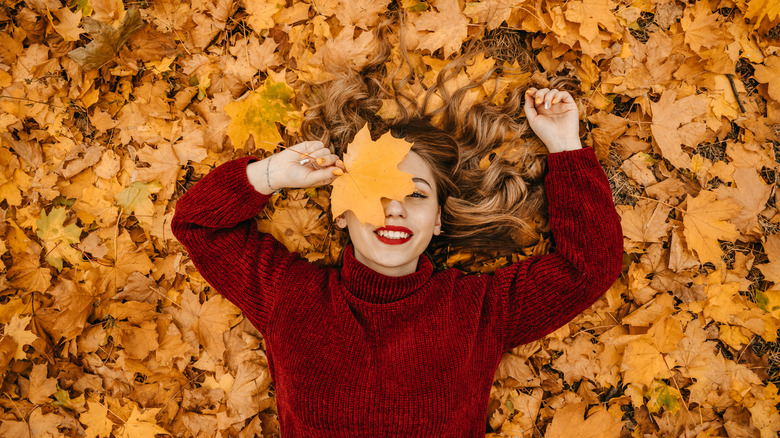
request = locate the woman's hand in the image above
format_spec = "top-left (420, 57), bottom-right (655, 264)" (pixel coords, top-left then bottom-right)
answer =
top-left (524, 88), bottom-right (582, 154)
top-left (247, 141), bottom-right (345, 195)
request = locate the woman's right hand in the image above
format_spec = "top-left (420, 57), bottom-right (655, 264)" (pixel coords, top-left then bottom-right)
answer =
top-left (247, 141), bottom-right (345, 195)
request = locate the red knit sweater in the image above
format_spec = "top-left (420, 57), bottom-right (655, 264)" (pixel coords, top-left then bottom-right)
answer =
top-left (171, 147), bottom-right (623, 437)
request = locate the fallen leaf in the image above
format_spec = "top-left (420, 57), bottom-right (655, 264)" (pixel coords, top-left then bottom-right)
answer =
top-left (617, 200), bottom-right (671, 243)
top-left (411, 0), bottom-right (469, 57)
top-left (116, 406), bottom-right (170, 438)
top-left (79, 400), bottom-right (115, 438)
top-left (330, 125), bottom-right (417, 227)
top-left (545, 402), bottom-right (623, 438)
top-left (28, 363), bottom-right (57, 404)
top-left (753, 56), bottom-right (780, 102)
top-left (4, 314), bottom-right (37, 360)
top-left (52, 7), bottom-right (85, 42)
top-left (224, 80), bottom-right (300, 151)
top-left (69, 8), bottom-right (145, 70)
top-left (682, 190), bottom-right (740, 266)
top-left (36, 206), bottom-right (83, 271)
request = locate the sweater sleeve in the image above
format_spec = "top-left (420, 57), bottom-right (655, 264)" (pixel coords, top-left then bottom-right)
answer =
top-left (495, 147), bottom-right (623, 352)
top-left (171, 156), bottom-right (303, 334)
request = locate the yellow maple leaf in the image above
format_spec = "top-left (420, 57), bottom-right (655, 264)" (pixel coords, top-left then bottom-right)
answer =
top-left (245, 0), bottom-right (284, 32)
top-left (115, 180), bottom-right (163, 228)
top-left (169, 288), bottom-right (241, 360)
top-left (650, 90), bottom-right (708, 170)
top-left (617, 200), bottom-right (671, 244)
top-left (682, 190), bottom-right (740, 266)
top-left (644, 379), bottom-right (682, 414)
top-left (117, 406), bottom-right (170, 438)
top-left (744, 0), bottom-right (780, 29)
top-left (330, 125), bottom-right (417, 227)
top-left (95, 231), bottom-right (155, 296)
top-left (80, 400), bottom-right (115, 438)
top-left (36, 206), bottom-right (83, 271)
top-left (620, 335), bottom-right (673, 388)
top-left (28, 363), bottom-right (57, 405)
top-left (410, 0), bottom-right (469, 58)
top-left (756, 289), bottom-right (780, 319)
top-left (680, 1), bottom-right (723, 53)
top-left (51, 7), bottom-right (85, 42)
top-left (563, 0), bottom-right (619, 42)
top-left (3, 314), bottom-right (37, 360)
top-left (224, 80), bottom-right (300, 151)
top-left (752, 56), bottom-right (780, 102)
top-left (545, 402), bottom-right (624, 438)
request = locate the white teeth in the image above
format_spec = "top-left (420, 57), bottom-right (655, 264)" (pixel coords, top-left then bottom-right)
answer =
top-left (377, 230), bottom-right (410, 239)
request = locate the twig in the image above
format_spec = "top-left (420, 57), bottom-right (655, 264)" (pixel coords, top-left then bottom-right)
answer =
top-left (725, 74), bottom-right (746, 113)
top-left (0, 95), bottom-right (65, 109)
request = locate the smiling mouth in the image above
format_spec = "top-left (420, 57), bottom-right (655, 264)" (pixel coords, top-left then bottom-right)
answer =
top-left (374, 227), bottom-right (413, 245)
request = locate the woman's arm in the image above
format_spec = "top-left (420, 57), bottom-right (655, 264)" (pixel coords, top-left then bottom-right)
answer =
top-left (493, 88), bottom-right (623, 351)
top-left (494, 147), bottom-right (623, 351)
top-left (171, 142), bottom-right (343, 333)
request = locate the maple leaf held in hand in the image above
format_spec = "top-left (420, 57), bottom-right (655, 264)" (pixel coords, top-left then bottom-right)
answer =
top-left (330, 125), bottom-right (417, 227)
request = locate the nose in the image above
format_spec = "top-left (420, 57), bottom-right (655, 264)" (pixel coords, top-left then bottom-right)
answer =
top-left (382, 198), bottom-right (407, 218)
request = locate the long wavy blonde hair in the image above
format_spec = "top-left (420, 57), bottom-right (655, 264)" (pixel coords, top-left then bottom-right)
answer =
top-left (299, 15), bottom-right (579, 261)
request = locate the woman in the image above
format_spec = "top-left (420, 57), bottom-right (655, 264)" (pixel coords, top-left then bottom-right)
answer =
top-left (171, 82), bottom-right (622, 436)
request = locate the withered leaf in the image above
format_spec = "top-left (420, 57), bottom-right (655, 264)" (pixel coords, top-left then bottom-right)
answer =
top-left (68, 8), bottom-right (144, 70)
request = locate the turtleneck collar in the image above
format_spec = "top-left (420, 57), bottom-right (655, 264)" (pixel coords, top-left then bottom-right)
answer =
top-left (340, 245), bottom-right (433, 304)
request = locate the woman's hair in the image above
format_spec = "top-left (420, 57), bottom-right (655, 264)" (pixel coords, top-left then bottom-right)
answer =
top-left (299, 15), bottom-right (579, 258)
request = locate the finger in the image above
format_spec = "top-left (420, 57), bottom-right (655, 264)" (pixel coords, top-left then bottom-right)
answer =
top-left (312, 153), bottom-right (340, 168)
top-left (524, 90), bottom-right (538, 120)
top-left (295, 145), bottom-right (328, 165)
top-left (310, 167), bottom-right (341, 186)
top-left (533, 88), bottom-right (550, 107)
top-left (556, 90), bottom-right (575, 104)
top-left (544, 89), bottom-right (561, 109)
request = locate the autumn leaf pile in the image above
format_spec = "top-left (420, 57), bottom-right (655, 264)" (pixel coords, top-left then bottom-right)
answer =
top-left (1, 0), bottom-right (780, 436)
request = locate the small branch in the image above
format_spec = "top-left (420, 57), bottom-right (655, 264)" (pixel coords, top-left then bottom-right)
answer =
top-left (725, 74), bottom-right (746, 113)
top-left (0, 95), bottom-right (65, 109)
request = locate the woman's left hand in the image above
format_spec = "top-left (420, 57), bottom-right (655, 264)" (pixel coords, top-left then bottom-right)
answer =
top-left (524, 88), bottom-right (582, 154)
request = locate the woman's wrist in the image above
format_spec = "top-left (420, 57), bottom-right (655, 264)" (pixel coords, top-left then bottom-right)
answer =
top-left (545, 137), bottom-right (583, 154)
top-left (247, 156), bottom-right (281, 195)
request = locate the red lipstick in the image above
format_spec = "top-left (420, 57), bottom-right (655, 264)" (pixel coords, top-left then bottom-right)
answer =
top-left (374, 225), bottom-right (413, 245)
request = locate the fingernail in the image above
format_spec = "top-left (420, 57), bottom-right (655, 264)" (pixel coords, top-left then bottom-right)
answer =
top-left (552, 97), bottom-right (558, 104)
top-left (316, 157), bottom-right (325, 165)
top-left (536, 97), bottom-right (541, 104)
top-left (300, 158), bottom-right (310, 165)
top-left (544, 101), bottom-right (550, 109)
top-left (337, 159), bottom-right (344, 167)
top-left (332, 168), bottom-right (344, 176)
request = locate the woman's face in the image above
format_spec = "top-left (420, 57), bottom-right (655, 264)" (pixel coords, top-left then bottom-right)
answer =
top-left (336, 151), bottom-right (441, 277)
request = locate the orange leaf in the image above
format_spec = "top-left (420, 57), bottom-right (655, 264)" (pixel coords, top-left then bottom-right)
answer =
top-left (28, 363), bottom-right (57, 405)
top-left (682, 190), bottom-right (740, 266)
top-left (753, 56), bottom-right (780, 102)
top-left (79, 401), bottom-right (115, 438)
top-left (650, 90), bottom-right (707, 170)
top-left (330, 125), bottom-right (416, 227)
top-left (545, 402), bottom-right (624, 438)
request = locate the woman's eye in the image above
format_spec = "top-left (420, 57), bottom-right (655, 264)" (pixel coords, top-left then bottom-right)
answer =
top-left (409, 191), bottom-right (427, 198)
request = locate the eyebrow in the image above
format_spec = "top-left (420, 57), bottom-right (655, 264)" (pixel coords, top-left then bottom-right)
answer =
top-left (412, 177), bottom-right (432, 189)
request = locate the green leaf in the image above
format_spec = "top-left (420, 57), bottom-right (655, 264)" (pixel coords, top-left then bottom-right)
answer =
top-left (115, 181), bottom-right (163, 219)
top-left (224, 80), bottom-right (301, 151)
top-left (36, 206), bottom-right (83, 271)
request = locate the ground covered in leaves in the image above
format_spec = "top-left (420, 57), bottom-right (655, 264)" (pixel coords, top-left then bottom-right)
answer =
top-left (1, 0), bottom-right (780, 437)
